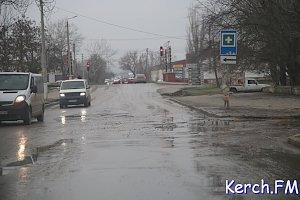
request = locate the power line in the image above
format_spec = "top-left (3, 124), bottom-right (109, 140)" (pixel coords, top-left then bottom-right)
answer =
top-left (55, 6), bottom-right (186, 40)
top-left (87, 37), bottom-right (175, 41)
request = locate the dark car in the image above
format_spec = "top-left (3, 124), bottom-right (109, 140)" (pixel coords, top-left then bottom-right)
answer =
top-left (134, 74), bottom-right (147, 83)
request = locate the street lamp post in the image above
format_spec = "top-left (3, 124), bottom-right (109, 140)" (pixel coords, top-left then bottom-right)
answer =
top-left (66, 16), bottom-right (77, 77)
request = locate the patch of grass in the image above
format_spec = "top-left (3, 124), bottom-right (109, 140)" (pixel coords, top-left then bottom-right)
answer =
top-left (180, 85), bottom-right (222, 96)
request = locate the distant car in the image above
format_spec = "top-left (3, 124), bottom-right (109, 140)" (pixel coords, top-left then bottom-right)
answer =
top-left (121, 78), bottom-right (128, 84)
top-left (127, 77), bottom-right (135, 84)
top-left (134, 74), bottom-right (147, 83)
top-left (112, 78), bottom-right (121, 84)
top-left (59, 79), bottom-right (91, 108)
top-left (229, 78), bottom-right (270, 93)
top-left (104, 79), bottom-right (111, 84)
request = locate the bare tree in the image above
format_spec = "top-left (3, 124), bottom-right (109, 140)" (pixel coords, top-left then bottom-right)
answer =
top-left (85, 39), bottom-right (116, 83)
top-left (201, 0), bottom-right (300, 86)
top-left (46, 19), bottom-right (83, 73)
top-left (0, 0), bottom-right (31, 12)
top-left (0, 6), bottom-right (14, 71)
top-left (148, 50), bottom-right (160, 69)
top-left (119, 51), bottom-right (139, 75)
top-left (87, 39), bottom-right (117, 64)
top-left (10, 17), bottom-right (40, 72)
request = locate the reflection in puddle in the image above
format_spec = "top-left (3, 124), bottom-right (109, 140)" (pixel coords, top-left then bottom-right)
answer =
top-left (61, 116), bottom-right (66, 124)
top-left (59, 109), bottom-right (88, 124)
top-left (17, 131), bottom-right (27, 161)
top-left (189, 119), bottom-right (232, 133)
top-left (81, 109), bottom-right (87, 122)
top-left (18, 167), bottom-right (29, 183)
top-left (155, 109), bottom-right (177, 131)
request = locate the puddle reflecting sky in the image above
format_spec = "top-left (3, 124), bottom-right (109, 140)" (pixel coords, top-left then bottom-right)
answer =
top-left (17, 131), bottom-right (27, 161)
top-left (59, 109), bottom-right (88, 124)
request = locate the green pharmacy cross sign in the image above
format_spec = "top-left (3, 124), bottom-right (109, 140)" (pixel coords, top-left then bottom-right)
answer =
top-left (220, 30), bottom-right (237, 55)
top-left (223, 34), bottom-right (234, 46)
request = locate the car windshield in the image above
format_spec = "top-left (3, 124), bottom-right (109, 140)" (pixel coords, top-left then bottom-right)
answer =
top-left (60, 81), bottom-right (85, 90)
top-left (0, 74), bottom-right (29, 91)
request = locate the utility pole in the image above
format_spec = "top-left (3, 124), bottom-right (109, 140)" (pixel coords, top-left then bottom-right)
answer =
top-left (165, 49), bottom-right (168, 72)
top-left (66, 16), bottom-right (77, 77)
top-left (39, 0), bottom-right (47, 98)
top-left (67, 20), bottom-right (71, 77)
top-left (146, 48), bottom-right (149, 80)
top-left (73, 43), bottom-right (76, 76)
top-left (169, 46), bottom-right (172, 72)
top-left (82, 54), bottom-right (84, 79)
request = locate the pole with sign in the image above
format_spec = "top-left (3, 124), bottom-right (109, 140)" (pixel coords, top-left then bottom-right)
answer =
top-left (220, 29), bottom-right (237, 108)
top-left (220, 29), bottom-right (237, 64)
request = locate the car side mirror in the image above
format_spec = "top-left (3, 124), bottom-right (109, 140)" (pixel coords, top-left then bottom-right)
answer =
top-left (86, 85), bottom-right (90, 89)
top-left (31, 85), bottom-right (38, 93)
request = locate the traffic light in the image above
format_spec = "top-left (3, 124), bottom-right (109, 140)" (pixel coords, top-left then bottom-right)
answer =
top-left (86, 61), bottom-right (91, 71)
top-left (160, 46), bottom-right (164, 57)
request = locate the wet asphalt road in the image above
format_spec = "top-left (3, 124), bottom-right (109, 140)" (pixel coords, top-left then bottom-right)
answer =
top-left (0, 83), bottom-right (300, 200)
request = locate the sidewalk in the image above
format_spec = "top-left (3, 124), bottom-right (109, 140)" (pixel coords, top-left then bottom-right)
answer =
top-left (158, 85), bottom-right (300, 119)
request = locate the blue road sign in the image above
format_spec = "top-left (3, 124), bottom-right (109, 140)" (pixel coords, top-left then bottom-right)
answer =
top-left (220, 30), bottom-right (237, 55)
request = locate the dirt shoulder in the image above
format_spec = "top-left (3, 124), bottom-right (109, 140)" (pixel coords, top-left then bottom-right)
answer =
top-left (157, 85), bottom-right (300, 119)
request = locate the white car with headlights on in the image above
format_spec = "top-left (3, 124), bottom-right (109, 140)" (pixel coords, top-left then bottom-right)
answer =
top-left (0, 72), bottom-right (44, 125)
top-left (59, 79), bottom-right (91, 108)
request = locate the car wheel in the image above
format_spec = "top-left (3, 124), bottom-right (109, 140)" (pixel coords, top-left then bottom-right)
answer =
top-left (24, 108), bottom-right (32, 125)
top-left (88, 100), bottom-right (91, 106)
top-left (37, 108), bottom-right (44, 122)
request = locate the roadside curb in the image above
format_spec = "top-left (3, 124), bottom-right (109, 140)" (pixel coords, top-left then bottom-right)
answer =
top-left (156, 82), bottom-right (189, 85)
top-left (168, 98), bottom-right (224, 118)
top-left (288, 134), bottom-right (300, 148)
top-left (45, 100), bottom-right (59, 108)
top-left (166, 96), bottom-right (300, 120)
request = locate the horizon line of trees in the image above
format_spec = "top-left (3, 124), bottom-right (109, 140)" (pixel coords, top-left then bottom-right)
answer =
top-left (119, 49), bottom-right (160, 79)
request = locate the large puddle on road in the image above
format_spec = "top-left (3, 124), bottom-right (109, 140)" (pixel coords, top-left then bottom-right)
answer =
top-left (1, 139), bottom-right (74, 176)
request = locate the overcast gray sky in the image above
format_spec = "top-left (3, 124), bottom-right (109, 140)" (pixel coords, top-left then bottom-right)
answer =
top-left (28, 0), bottom-right (193, 67)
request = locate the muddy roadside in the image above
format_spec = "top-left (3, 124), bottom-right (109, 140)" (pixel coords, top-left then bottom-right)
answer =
top-left (157, 85), bottom-right (300, 148)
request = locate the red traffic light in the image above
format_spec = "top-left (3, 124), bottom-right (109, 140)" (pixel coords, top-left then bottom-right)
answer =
top-left (86, 62), bottom-right (90, 68)
top-left (160, 46), bottom-right (164, 56)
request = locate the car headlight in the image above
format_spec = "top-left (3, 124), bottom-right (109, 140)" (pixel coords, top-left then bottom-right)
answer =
top-left (60, 93), bottom-right (65, 97)
top-left (15, 95), bottom-right (26, 103)
top-left (80, 92), bottom-right (86, 96)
